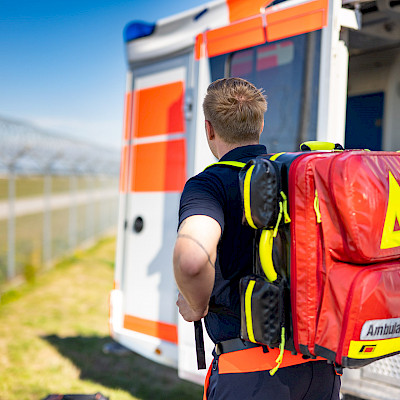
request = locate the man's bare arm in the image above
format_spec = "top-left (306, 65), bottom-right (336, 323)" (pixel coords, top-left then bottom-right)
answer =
top-left (173, 215), bottom-right (221, 321)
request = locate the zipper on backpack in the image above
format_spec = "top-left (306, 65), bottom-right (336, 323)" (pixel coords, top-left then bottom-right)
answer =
top-left (314, 189), bottom-right (322, 223)
top-left (280, 191), bottom-right (291, 223)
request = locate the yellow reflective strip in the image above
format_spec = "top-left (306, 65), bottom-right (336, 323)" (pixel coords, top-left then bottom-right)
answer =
top-left (270, 152), bottom-right (285, 161)
top-left (259, 229), bottom-right (278, 282)
top-left (269, 327), bottom-right (286, 376)
top-left (280, 191), bottom-right (291, 223)
top-left (273, 202), bottom-right (283, 237)
top-left (301, 141), bottom-right (336, 151)
top-left (347, 337), bottom-right (400, 359)
top-left (205, 162), bottom-right (217, 170)
top-left (314, 189), bottom-right (322, 223)
top-left (244, 165), bottom-right (257, 229)
top-left (204, 161), bottom-right (246, 170)
top-left (216, 161), bottom-right (247, 168)
top-left (245, 280), bottom-right (256, 343)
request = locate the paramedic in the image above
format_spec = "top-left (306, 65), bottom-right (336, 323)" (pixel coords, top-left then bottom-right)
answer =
top-left (173, 77), bottom-right (341, 400)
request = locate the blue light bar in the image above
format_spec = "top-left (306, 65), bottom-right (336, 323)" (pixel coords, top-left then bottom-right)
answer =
top-left (124, 21), bottom-right (156, 43)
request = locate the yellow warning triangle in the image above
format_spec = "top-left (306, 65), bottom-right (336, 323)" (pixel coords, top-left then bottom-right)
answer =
top-left (380, 171), bottom-right (400, 250)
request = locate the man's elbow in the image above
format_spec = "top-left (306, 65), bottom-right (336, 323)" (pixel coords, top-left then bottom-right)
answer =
top-left (173, 245), bottom-right (206, 278)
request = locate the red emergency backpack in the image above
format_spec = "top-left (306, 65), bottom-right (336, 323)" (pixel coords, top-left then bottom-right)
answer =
top-left (238, 142), bottom-right (400, 372)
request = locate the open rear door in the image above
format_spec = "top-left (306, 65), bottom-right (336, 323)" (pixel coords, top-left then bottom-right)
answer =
top-left (113, 54), bottom-right (191, 368)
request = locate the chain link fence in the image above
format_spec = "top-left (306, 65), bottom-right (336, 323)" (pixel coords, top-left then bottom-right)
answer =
top-left (0, 116), bottom-right (120, 285)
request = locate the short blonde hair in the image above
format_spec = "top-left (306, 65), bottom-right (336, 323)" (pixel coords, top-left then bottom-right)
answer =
top-left (203, 78), bottom-right (267, 144)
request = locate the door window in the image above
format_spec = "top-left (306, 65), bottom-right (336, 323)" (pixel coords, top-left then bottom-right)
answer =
top-left (209, 31), bottom-right (322, 152)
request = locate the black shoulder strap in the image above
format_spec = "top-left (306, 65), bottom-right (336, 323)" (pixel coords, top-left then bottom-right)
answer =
top-left (194, 320), bottom-right (206, 369)
top-left (194, 161), bottom-right (246, 370)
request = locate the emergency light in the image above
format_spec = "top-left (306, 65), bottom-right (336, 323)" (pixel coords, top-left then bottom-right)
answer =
top-left (124, 21), bottom-right (156, 42)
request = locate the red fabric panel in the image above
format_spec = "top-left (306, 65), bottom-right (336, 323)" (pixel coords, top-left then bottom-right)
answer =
top-left (314, 152), bottom-right (400, 263)
top-left (287, 150), bottom-right (400, 365)
top-left (288, 152), bottom-right (338, 354)
top-left (314, 261), bottom-right (400, 364)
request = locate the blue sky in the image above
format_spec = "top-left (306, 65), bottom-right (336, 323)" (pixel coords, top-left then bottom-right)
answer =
top-left (0, 0), bottom-right (207, 148)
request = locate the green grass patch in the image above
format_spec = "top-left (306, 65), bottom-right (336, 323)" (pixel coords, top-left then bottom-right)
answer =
top-left (0, 236), bottom-right (203, 400)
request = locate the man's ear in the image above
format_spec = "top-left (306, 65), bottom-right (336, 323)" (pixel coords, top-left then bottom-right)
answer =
top-left (205, 120), bottom-right (215, 141)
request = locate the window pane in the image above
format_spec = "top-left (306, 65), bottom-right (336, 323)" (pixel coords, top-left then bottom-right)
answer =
top-left (209, 31), bottom-right (321, 153)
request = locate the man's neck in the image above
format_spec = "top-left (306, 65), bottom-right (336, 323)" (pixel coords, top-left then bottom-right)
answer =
top-left (216, 141), bottom-right (260, 160)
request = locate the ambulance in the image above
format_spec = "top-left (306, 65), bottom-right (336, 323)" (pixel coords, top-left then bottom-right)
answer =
top-left (109, 0), bottom-right (400, 398)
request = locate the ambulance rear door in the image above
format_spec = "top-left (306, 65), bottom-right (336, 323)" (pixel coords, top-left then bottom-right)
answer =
top-left (114, 52), bottom-right (194, 368)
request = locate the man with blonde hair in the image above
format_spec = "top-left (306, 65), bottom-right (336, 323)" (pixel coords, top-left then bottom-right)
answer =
top-left (173, 78), bottom-right (340, 399)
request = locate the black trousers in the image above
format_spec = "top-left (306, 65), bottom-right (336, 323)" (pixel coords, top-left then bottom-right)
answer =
top-left (206, 359), bottom-right (341, 400)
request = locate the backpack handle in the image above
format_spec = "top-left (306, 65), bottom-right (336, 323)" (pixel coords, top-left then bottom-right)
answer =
top-left (259, 229), bottom-right (278, 282)
top-left (300, 141), bottom-right (344, 151)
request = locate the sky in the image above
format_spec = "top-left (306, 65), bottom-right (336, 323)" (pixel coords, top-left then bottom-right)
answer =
top-left (0, 0), bottom-right (207, 149)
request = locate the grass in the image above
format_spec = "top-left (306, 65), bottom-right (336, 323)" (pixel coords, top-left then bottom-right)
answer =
top-left (0, 236), bottom-right (204, 400)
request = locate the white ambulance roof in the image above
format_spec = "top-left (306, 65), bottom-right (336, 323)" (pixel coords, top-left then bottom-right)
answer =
top-left (124, 0), bottom-right (229, 66)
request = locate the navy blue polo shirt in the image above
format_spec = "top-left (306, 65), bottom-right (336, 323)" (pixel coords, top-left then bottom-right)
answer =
top-left (178, 144), bottom-right (267, 344)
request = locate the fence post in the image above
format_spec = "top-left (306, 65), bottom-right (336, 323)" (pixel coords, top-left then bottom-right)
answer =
top-left (69, 174), bottom-right (77, 250)
top-left (86, 174), bottom-right (95, 241)
top-left (43, 172), bottom-right (52, 267)
top-left (7, 168), bottom-right (16, 279)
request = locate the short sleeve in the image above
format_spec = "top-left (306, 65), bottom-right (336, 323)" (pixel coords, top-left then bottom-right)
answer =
top-left (178, 172), bottom-right (225, 232)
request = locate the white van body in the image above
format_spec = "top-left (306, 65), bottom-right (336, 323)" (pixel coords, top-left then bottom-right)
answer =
top-left (110, 0), bottom-right (400, 396)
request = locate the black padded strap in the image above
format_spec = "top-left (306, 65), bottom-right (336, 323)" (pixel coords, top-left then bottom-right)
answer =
top-left (194, 320), bottom-right (206, 369)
